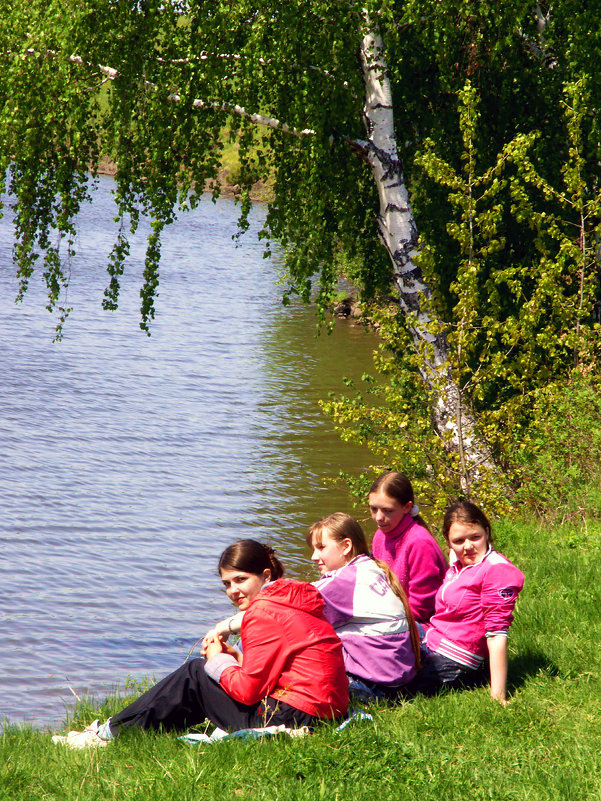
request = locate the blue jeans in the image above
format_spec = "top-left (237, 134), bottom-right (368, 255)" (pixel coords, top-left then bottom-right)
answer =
top-left (401, 646), bottom-right (487, 698)
top-left (348, 676), bottom-right (390, 703)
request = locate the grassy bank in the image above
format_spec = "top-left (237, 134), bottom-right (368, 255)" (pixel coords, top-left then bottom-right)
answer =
top-left (97, 129), bottom-right (273, 203)
top-left (2, 519), bottom-right (600, 801)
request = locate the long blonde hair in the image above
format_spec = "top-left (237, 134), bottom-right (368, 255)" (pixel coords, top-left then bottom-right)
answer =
top-left (307, 512), bottom-right (421, 669)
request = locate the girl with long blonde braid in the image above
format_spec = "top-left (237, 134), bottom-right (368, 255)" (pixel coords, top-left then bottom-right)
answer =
top-left (308, 512), bottom-right (421, 699)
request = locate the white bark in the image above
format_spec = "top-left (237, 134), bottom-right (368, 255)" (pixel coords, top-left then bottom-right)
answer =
top-left (358, 18), bottom-right (497, 493)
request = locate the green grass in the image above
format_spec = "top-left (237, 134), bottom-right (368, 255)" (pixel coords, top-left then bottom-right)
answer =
top-left (2, 519), bottom-right (600, 801)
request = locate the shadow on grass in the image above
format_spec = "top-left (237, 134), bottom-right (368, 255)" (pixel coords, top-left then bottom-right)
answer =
top-left (507, 649), bottom-right (560, 692)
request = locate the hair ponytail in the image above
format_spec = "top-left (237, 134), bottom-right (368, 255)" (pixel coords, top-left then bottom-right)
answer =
top-left (218, 540), bottom-right (284, 580)
top-left (373, 557), bottom-right (422, 670)
top-left (263, 544), bottom-right (284, 580)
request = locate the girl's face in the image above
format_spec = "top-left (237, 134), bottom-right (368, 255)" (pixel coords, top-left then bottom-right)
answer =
top-left (447, 521), bottom-right (490, 567)
top-left (368, 490), bottom-right (413, 534)
top-left (311, 529), bottom-right (353, 575)
top-left (220, 567), bottom-right (271, 611)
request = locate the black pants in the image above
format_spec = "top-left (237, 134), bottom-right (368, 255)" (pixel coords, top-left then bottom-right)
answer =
top-left (109, 658), bottom-right (317, 736)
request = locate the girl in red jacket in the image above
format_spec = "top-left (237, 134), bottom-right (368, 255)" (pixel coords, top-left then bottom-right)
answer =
top-left (406, 501), bottom-right (524, 704)
top-left (54, 540), bottom-right (348, 748)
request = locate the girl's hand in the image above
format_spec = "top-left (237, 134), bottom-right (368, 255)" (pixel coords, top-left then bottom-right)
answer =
top-left (221, 641), bottom-right (243, 664)
top-left (204, 632), bottom-right (225, 661)
top-left (200, 614), bottom-right (243, 656)
top-left (200, 628), bottom-right (220, 656)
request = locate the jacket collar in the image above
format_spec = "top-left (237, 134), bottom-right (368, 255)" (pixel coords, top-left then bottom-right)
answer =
top-left (382, 513), bottom-right (413, 542)
top-left (449, 545), bottom-right (493, 572)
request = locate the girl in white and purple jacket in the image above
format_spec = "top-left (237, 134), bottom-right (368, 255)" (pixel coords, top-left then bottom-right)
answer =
top-left (307, 513), bottom-right (421, 699)
top-left (407, 501), bottom-right (525, 705)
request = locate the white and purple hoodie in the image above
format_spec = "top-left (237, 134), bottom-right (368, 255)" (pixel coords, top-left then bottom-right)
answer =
top-left (314, 555), bottom-right (417, 688)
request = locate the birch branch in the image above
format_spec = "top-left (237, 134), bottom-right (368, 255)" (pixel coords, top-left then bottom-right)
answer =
top-left (516, 3), bottom-right (557, 69)
top-left (29, 49), bottom-right (318, 138)
top-left (156, 52), bottom-right (355, 96)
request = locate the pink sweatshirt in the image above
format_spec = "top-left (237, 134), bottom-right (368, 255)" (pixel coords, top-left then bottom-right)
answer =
top-left (424, 549), bottom-right (525, 668)
top-left (371, 514), bottom-right (446, 625)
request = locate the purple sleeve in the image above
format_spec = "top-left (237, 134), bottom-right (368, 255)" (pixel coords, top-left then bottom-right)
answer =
top-left (481, 562), bottom-right (525, 634)
top-left (204, 652), bottom-right (239, 683)
top-left (314, 567), bottom-right (357, 629)
top-left (404, 533), bottom-right (447, 624)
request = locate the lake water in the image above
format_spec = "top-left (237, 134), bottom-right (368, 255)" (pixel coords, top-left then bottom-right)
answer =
top-left (0, 175), bottom-right (379, 729)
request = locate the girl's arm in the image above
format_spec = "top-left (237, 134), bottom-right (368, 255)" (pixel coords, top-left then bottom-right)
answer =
top-left (200, 612), bottom-right (244, 655)
top-left (481, 558), bottom-right (525, 705)
top-left (204, 633), bottom-right (243, 663)
top-left (214, 613), bottom-right (288, 705)
top-left (487, 634), bottom-right (508, 705)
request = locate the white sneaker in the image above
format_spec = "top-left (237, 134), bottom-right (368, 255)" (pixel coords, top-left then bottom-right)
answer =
top-left (52, 719), bottom-right (110, 749)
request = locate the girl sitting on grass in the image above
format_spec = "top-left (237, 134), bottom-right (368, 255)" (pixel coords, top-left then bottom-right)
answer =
top-left (308, 512), bottom-right (421, 699)
top-left (207, 514), bottom-right (421, 700)
top-left (405, 501), bottom-right (525, 705)
top-left (53, 540), bottom-right (348, 748)
top-left (368, 471), bottom-right (447, 626)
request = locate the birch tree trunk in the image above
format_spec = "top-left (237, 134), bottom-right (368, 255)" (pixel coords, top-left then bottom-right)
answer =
top-left (357, 19), bottom-right (497, 494)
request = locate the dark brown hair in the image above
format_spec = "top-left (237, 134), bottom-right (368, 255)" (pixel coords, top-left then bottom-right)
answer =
top-left (369, 471), bottom-right (429, 530)
top-left (369, 471), bottom-right (414, 505)
top-left (218, 539), bottom-right (284, 580)
top-left (307, 512), bottom-right (421, 669)
top-left (442, 501), bottom-right (493, 544)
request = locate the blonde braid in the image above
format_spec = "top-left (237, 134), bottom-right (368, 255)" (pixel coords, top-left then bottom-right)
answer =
top-left (373, 558), bottom-right (421, 670)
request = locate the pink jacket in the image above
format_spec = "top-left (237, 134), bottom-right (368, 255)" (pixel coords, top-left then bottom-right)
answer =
top-left (371, 514), bottom-right (446, 625)
top-left (424, 549), bottom-right (525, 668)
top-left (205, 579), bottom-right (348, 718)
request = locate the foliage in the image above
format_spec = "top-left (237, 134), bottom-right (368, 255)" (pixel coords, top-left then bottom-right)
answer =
top-left (2, 520), bottom-right (601, 800)
top-left (2, 1), bottom-right (601, 514)
top-left (2, 1), bottom-right (600, 331)
top-left (510, 373), bottom-right (601, 524)
top-left (325, 79), bottom-right (601, 519)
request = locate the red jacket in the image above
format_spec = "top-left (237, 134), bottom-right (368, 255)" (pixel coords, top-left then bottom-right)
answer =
top-left (205, 579), bottom-right (348, 718)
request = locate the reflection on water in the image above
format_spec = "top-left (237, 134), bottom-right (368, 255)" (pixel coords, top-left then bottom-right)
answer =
top-left (0, 176), bottom-right (378, 728)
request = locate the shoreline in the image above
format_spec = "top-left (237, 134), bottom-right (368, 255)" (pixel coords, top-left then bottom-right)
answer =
top-left (96, 156), bottom-right (272, 203)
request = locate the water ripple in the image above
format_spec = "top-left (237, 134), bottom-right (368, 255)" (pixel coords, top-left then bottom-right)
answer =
top-left (0, 177), bottom-right (377, 729)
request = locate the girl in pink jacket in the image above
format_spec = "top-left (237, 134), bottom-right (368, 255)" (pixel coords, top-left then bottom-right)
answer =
top-left (369, 472), bottom-right (446, 625)
top-left (408, 501), bottom-right (524, 704)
